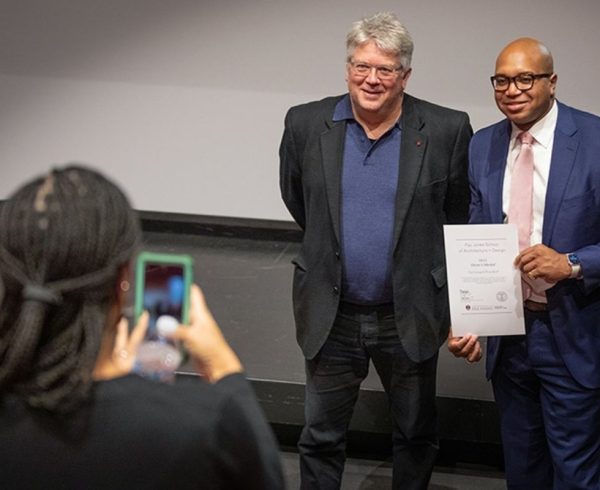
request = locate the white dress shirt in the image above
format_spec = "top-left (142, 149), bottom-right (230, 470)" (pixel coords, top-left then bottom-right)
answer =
top-left (502, 100), bottom-right (558, 301)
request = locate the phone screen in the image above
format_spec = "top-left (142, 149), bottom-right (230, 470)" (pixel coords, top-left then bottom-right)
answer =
top-left (143, 263), bottom-right (185, 341)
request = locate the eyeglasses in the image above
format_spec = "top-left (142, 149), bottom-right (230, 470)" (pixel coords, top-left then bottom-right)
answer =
top-left (348, 60), bottom-right (403, 80)
top-left (490, 72), bottom-right (553, 92)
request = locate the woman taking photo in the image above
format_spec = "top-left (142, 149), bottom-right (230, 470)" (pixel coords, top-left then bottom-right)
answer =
top-left (0, 165), bottom-right (284, 489)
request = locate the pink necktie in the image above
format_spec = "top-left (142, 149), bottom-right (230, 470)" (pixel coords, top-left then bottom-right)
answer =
top-left (508, 131), bottom-right (534, 299)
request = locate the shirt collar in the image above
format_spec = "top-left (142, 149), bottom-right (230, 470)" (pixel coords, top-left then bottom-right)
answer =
top-left (333, 94), bottom-right (354, 122)
top-left (510, 99), bottom-right (558, 149)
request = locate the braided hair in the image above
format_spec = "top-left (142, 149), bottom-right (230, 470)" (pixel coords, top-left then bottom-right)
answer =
top-left (0, 165), bottom-right (141, 413)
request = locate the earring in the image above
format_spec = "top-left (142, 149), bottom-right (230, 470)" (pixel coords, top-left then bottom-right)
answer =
top-left (120, 280), bottom-right (130, 292)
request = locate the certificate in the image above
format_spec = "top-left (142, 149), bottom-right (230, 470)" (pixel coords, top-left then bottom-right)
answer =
top-left (443, 224), bottom-right (525, 337)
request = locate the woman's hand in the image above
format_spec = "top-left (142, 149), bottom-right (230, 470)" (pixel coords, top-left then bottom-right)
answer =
top-left (108, 312), bottom-right (149, 376)
top-left (171, 284), bottom-right (243, 382)
top-left (94, 311), bottom-right (149, 380)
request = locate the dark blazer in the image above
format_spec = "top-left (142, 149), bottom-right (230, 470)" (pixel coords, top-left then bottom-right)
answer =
top-left (280, 94), bottom-right (472, 361)
top-left (469, 101), bottom-right (600, 389)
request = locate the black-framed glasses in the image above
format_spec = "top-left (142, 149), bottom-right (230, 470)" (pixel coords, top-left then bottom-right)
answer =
top-left (490, 72), bottom-right (553, 92)
top-left (348, 60), bottom-right (403, 80)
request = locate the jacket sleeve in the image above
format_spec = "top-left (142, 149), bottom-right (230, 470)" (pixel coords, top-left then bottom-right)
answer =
top-left (445, 112), bottom-right (473, 224)
top-left (279, 108), bottom-right (306, 230)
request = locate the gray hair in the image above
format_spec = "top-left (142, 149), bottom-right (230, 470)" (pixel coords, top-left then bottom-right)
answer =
top-left (346, 12), bottom-right (414, 69)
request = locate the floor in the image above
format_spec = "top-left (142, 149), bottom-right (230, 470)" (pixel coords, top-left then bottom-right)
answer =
top-left (280, 450), bottom-right (507, 490)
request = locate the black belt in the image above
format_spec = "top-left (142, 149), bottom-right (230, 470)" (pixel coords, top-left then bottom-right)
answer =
top-left (338, 302), bottom-right (394, 316)
top-left (524, 300), bottom-right (547, 312)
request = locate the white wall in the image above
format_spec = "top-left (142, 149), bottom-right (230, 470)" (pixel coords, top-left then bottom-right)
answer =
top-left (2, 0), bottom-right (599, 219)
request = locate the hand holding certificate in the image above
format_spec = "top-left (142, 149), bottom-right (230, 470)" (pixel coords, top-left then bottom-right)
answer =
top-left (443, 224), bottom-right (525, 337)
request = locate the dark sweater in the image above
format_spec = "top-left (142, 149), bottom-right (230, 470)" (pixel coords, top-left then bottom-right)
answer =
top-left (0, 373), bottom-right (284, 489)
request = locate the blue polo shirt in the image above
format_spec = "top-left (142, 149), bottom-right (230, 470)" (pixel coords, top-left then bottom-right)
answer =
top-left (333, 95), bottom-right (401, 305)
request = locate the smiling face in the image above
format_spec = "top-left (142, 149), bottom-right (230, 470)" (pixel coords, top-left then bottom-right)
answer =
top-left (494, 38), bottom-right (557, 130)
top-left (346, 40), bottom-right (410, 124)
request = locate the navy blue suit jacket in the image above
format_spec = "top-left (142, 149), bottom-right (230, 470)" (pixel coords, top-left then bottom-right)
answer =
top-left (469, 101), bottom-right (600, 389)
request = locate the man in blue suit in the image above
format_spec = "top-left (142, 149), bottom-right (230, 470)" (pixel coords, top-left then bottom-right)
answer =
top-left (449, 38), bottom-right (600, 489)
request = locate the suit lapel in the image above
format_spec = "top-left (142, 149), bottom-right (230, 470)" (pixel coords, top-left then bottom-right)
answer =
top-left (320, 117), bottom-right (346, 246)
top-left (487, 121), bottom-right (511, 223)
top-left (543, 103), bottom-right (579, 244)
top-left (392, 97), bottom-right (426, 247)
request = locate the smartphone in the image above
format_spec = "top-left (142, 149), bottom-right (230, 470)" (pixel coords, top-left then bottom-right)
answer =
top-left (134, 252), bottom-right (193, 342)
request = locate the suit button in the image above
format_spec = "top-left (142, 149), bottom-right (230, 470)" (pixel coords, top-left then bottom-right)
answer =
top-left (332, 286), bottom-right (339, 295)
top-left (335, 251), bottom-right (340, 259)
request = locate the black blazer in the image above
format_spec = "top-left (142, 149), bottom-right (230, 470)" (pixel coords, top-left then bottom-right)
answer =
top-left (280, 94), bottom-right (471, 361)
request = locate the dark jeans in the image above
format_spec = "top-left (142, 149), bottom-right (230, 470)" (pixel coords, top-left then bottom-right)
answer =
top-left (299, 302), bottom-right (439, 490)
top-left (492, 311), bottom-right (600, 490)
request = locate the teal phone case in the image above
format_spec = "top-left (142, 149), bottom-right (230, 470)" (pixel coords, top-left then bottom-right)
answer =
top-left (134, 251), bottom-right (193, 325)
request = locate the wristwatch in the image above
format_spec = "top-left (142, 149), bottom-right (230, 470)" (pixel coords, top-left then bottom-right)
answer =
top-left (566, 253), bottom-right (582, 279)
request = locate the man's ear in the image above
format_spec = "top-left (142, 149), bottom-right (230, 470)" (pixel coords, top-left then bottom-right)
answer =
top-left (549, 72), bottom-right (558, 98)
